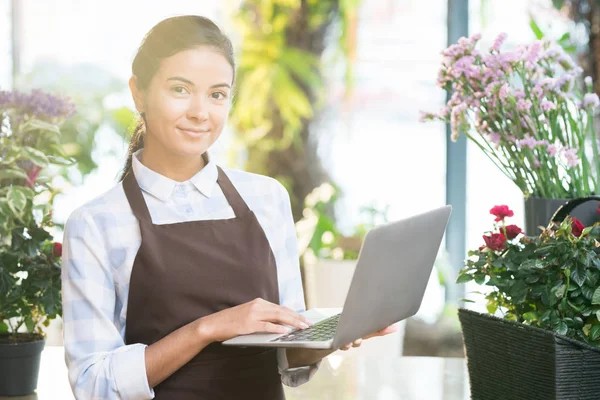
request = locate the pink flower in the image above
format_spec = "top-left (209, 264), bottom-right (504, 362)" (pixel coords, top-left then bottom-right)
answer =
top-left (546, 144), bottom-right (559, 157)
top-left (499, 84), bottom-right (510, 101)
top-left (517, 135), bottom-right (537, 150)
top-left (583, 93), bottom-right (600, 109)
top-left (490, 32), bottom-right (508, 52)
top-left (563, 148), bottom-right (580, 167)
top-left (488, 132), bottom-right (501, 145)
top-left (517, 99), bottom-right (532, 111)
top-left (541, 101), bottom-right (556, 111)
top-left (490, 205), bottom-right (514, 222)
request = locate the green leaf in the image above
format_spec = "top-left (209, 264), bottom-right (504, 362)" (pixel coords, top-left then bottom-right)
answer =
top-left (591, 325), bottom-right (600, 341)
top-left (555, 321), bottom-right (568, 335)
top-left (459, 298), bottom-right (475, 303)
top-left (456, 273), bottom-right (473, 284)
top-left (19, 118), bottom-right (60, 135)
top-left (486, 300), bottom-right (498, 314)
top-left (592, 287), bottom-right (600, 305)
top-left (571, 265), bottom-right (587, 287)
top-left (558, 32), bottom-right (571, 43)
top-left (552, 284), bottom-right (566, 299)
top-left (7, 187), bottom-right (28, 215)
top-left (529, 18), bottom-right (544, 40)
top-left (0, 168), bottom-right (27, 181)
top-left (520, 259), bottom-right (545, 270)
top-left (0, 321), bottom-right (8, 334)
top-left (523, 312), bottom-right (538, 321)
top-left (595, 310), bottom-right (600, 322)
top-left (23, 147), bottom-right (49, 168)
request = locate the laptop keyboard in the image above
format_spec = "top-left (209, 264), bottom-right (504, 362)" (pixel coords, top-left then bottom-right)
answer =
top-left (271, 313), bottom-right (341, 342)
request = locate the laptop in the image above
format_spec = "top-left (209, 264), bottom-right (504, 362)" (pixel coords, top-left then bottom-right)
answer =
top-left (222, 205), bottom-right (452, 349)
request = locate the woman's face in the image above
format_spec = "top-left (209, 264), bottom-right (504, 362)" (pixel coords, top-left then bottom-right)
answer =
top-left (131, 46), bottom-right (234, 159)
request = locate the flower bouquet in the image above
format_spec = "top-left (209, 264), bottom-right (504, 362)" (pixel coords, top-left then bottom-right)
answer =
top-left (421, 33), bottom-right (600, 199)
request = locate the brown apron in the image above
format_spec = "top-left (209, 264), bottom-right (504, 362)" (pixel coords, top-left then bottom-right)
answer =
top-left (122, 163), bottom-right (285, 399)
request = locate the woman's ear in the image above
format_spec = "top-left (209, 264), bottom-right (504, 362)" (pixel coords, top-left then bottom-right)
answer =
top-left (129, 76), bottom-right (145, 113)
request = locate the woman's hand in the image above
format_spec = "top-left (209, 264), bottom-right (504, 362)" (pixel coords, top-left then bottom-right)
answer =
top-left (339, 323), bottom-right (399, 351)
top-left (199, 298), bottom-right (312, 343)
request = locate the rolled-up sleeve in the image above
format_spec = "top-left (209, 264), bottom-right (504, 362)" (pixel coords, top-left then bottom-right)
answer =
top-left (61, 208), bottom-right (154, 399)
top-left (274, 182), bottom-right (321, 387)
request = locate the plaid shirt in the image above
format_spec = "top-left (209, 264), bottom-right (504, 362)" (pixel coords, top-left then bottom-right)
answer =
top-left (61, 149), bottom-right (319, 399)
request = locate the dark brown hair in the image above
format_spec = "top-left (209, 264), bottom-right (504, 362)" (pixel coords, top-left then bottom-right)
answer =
top-left (120, 15), bottom-right (235, 181)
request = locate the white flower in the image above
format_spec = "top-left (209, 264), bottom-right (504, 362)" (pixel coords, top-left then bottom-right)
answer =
top-left (315, 182), bottom-right (336, 203)
top-left (321, 231), bottom-right (335, 245)
top-left (305, 192), bottom-right (318, 207)
top-left (332, 247), bottom-right (345, 260)
top-left (303, 248), bottom-right (317, 265)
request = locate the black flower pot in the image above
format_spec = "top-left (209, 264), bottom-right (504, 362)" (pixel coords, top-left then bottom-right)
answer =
top-left (524, 196), bottom-right (600, 236)
top-left (459, 309), bottom-right (600, 400)
top-left (0, 335), bottom-right (45, 396)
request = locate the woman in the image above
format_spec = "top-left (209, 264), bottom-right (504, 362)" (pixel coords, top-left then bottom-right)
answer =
top-left (61, 15), bottom-right (397, 399)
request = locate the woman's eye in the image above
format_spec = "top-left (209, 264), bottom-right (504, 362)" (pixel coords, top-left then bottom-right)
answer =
top-left (212, 92), bottom-right (228, 100)
top-left (172, 86), bottom-right (189, 95)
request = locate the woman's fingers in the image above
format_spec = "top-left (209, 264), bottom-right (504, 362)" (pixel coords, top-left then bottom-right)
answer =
top-left (362, 324), bottom-right (398, 340)
top-left (256, 301), bottom-right (312, 330)
top-left (261, 309), bottom-right (311, 330)
top-left (259, 321), bottom-right (294, 334)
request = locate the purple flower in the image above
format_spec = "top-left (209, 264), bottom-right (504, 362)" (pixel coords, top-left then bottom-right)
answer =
top-left (585, 76), bottom-right (593, 86)
top-left (563, 148), bottom-right (580, 167)
top-left (517, 135), bottom-right (537, 149)
top-left (583, 93), bottom-right (600, 109)
top-left (541, 101), bottom-right (556, 111)
top-left (488, 132), bottom-right (501, 145)
top-left (517, 99), bottom-right (532, 111)
top-left (525, 41), bottom-right (543, 65)
top-left (547, 144), bottom-right (559, 157)
top-left (499, 84), bottom-right (510, 100)
top-left (490, 33), bottom-right (508, 52)
top-left (0, 89), bottom-right (76, 122)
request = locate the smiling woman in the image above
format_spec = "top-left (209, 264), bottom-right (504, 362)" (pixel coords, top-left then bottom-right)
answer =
top-left (121, 17), bottom-right (235, 182)
top-left (60, 15), bottom-right (395, 400)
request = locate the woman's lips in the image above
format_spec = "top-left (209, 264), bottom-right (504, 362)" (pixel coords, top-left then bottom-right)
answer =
top-left (178, 127), bottom-right (210, 138)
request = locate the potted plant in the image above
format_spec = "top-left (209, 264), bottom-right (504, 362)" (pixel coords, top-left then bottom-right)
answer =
top-left (457, 203), bottom-right (600, 399)
top-left (420, 33), bottom-right (600, 235)
top-left (0, 89), bottom-right (75, 396)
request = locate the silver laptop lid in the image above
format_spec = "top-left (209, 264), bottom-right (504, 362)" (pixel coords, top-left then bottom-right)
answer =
top-left (332, 205), bottom-right (452, 349)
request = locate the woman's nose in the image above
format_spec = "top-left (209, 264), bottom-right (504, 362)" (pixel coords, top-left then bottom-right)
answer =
top-left (187, 98), bottom-right (209, 121)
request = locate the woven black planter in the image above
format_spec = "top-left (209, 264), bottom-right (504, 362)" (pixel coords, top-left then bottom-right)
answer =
top-left (458, 308), bottom-right (600, 400)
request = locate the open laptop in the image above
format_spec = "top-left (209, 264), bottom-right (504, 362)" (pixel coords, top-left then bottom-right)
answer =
top-left (222, 205), bottom-right (452, 349)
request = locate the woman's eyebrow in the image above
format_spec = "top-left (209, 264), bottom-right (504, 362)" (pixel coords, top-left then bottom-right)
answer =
top-left (167, 76), bottom-right (230, 89)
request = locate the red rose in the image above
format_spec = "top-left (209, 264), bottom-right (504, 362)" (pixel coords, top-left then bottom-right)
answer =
top-left (597, 202), bottom-right (600, 215)
top-left (571, 218), bottom-right (585, 237)
top-left (483, 233), bottom-right (507, 251)
top-left (505, 224), bottom-right (523, 240)
top-left (25, 165), bottom-right (42, 188)
top-left (53, 242), bottom-right (62, 257)
top-left (490, 205), bottom-right (514, 222)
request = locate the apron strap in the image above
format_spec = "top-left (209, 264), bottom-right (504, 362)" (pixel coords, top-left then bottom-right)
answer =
top-left (217, 167), bottom-right (250, 217)
top-left (123, 169), bottom-right (153, 224)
